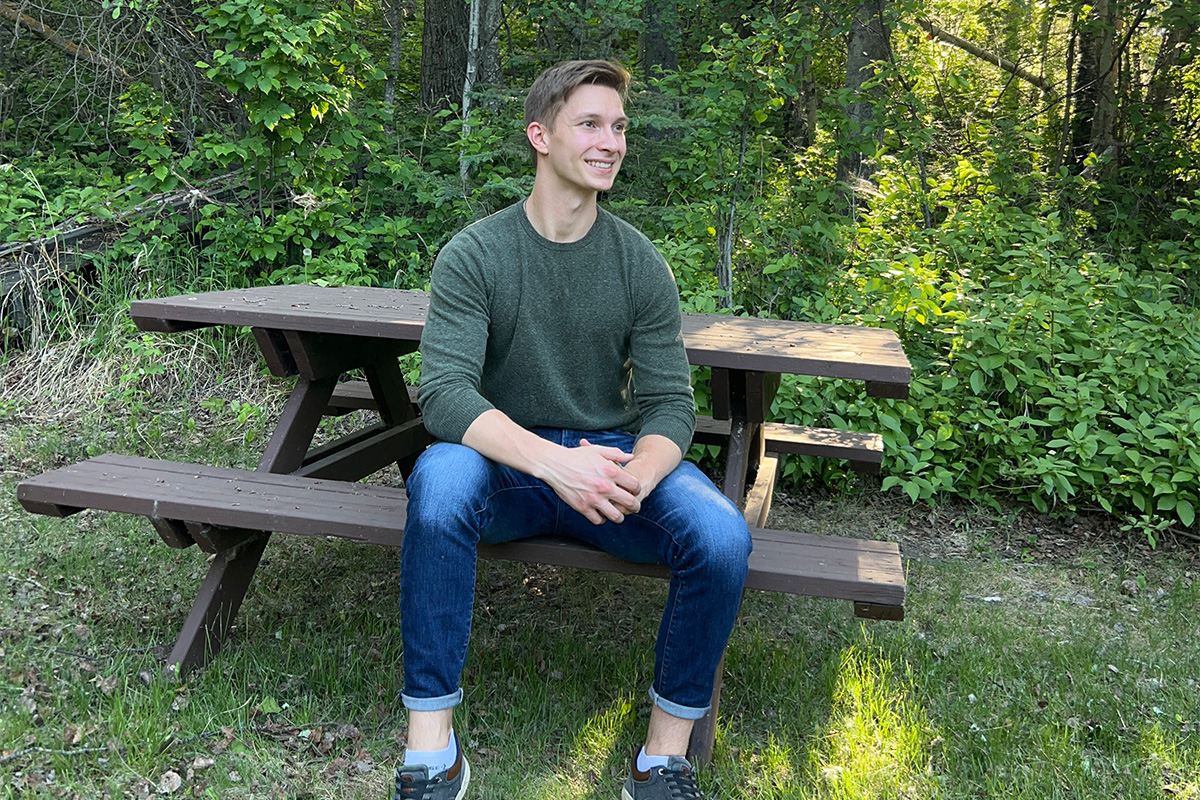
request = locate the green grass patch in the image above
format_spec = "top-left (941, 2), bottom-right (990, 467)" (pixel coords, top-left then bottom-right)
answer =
top-left (1, 362), bottom-right (1198, 798)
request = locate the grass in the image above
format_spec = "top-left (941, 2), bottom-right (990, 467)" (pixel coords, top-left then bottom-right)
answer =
top-left (1, 336), bottom-right (1198, 799)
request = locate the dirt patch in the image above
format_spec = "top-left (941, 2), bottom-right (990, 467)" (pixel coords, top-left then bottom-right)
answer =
top-left (767, 489), bottom-right (1200, 573)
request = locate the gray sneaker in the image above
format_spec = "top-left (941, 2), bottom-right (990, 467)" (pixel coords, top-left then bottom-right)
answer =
top-left (622, 752), bottom-right (702, 800)
top-left (393, 736), bottom-right (470, 800)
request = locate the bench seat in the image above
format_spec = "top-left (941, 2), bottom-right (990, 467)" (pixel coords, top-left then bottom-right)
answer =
top-left (18, 454), bottom-right (903, 617)
top-left (327, 381), bottom-right (885, 473)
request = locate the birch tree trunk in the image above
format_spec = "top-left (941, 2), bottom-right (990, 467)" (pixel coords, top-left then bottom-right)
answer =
top-left (836, 0), bottom-right (890, 207)
top-left (383, 0), bottom-right (407, 121)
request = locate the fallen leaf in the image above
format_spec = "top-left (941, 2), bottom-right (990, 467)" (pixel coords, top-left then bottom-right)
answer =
top-left (257, 696), bottom-right (282, 715)
top-left (156, 770), bottom-right (182, 794)
top-left (95, 675), bottom-right (119, 696)
top-left (324, 757), bottom-right (350, 778)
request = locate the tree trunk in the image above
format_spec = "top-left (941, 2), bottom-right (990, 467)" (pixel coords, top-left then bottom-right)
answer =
top-left (1071, 0), bottom-right (1119, 166)
top-left (643, 0), bottom-right (679, 77)
top-left (1146, 27), bottom-right (1187, 114)
top-left (836, 0), bottom-right (889, 203)
top-left (383, 0), bottom-right (407, 116)
top-left (789, 51), bottom-right (817, 147)
top-left (1088, 0), bottom-right (1119, 151)
top-left (420, 0), bottom-right (468, 110)
top-left (477, 0), bottom-right (502, 87)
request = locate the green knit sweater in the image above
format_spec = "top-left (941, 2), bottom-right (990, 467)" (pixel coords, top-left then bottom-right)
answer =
top-left (418, 201), bottom-right (695, 454)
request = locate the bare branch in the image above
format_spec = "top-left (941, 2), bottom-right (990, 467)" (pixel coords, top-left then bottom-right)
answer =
top-left (917, 18), bottom-right (1056, 99)
top-left (0, 1), bottom-right (130, 81)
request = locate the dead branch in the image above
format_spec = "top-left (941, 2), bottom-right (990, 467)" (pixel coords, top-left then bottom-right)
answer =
top-left (918, 18), bottom-right (1056, 99)
top-left (0, 1), bottom-right (130, 81)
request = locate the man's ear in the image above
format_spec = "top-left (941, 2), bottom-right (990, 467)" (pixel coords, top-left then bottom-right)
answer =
top-left (526, 121), bottom-right (551, 156)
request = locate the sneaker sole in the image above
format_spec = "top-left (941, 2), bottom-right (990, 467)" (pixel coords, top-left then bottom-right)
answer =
top-left (620, 787), bottom-right (634, 800)
top-left (456, 758), bottom-right (471, 800)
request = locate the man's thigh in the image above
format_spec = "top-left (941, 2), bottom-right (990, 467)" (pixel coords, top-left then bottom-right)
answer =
top-left (552, 432), bottom-right (749, 567)
top-left (406, 439), bottom-right (561, 544)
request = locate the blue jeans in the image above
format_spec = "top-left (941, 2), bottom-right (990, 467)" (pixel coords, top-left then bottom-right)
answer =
top-left (399, 428), bottom-right (752, 720)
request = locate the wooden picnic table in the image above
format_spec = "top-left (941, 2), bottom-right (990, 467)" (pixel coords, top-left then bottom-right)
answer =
top-left (19, 283), bottom-right (911, 763)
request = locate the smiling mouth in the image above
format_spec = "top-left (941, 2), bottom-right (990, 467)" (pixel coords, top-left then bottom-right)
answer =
top-left (586, 160), bottom-right (615, 170)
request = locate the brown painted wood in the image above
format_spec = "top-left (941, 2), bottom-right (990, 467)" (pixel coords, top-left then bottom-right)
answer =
top-left (743, 455), bottom-right (779, 528)
top-left (151, 517), bottom-right (195, 549)
top-left (19, 455), bottom-right (904, 606)
top-left (744, 371), bottom-right (781, 423)
top-left (165, 533), bottom-right (270, 676)
top-left (257, 377), bottom-right (337, 474)
top-left (283, 330), bottom-right (418, 381)
top-left (294, 418), bottom-right (431, 482)
top-left (16, 498), bottom-right (81, 517)
top-left (327, 380), bottom-right (421, 413)
top-left (866, 380), bottom-right (910, 400)
top-left (693, 417), bottom-right (883, 471)
top-left (252, 328), bottom-right (297, 378)
top-left (130, 285), bottom-right (431, 342)
top-left (187, 523), bottom-right (267, 555)
top-left (854, 602), bottom-right (905, 621)
top-left (710, 368), bottom-right (731, 420)
top-left (129, 286), bottom-right (911, 388)
top-left (688, 652), bottom-right (723, 766)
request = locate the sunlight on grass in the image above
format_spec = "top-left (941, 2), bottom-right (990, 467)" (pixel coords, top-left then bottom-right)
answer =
top-left (809, 642), bottom-right (938, 799)
top-left (570, 693), bottom-right (635, 758)
top-left (1139, 724), bottom-right (1200, 800)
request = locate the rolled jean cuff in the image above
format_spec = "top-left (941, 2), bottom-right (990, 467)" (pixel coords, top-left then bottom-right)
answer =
top-left (401, 688), bottom-right (463, 712)
top-left (648, 686), bottom-right (710, 721)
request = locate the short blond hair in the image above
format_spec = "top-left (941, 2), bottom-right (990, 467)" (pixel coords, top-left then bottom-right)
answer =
top-left (524, 60), bottom-right (630, 153)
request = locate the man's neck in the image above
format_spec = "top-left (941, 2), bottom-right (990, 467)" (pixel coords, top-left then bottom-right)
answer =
top-left (524, 181), bottom-right (599, 243)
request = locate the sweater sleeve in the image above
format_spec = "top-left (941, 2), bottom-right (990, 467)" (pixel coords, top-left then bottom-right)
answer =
top-left (629, 249), bottom-right (696, 454)
top-left (417, 234), bottom-right (497, 444)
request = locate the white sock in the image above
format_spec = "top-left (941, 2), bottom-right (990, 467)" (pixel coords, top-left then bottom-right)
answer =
top-left (636, 746), bottom-right (670, 773)
top-left (404, 729), bottom-right (458, 776)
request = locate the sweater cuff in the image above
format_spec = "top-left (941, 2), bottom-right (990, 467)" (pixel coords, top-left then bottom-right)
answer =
top-left (428, 393), bottom-right (497, 444)
top-left (636, 416), bottom-right (694, 457)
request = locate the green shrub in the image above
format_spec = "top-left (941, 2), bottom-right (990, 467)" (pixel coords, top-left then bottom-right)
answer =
top-left (770, 170), bottom-right (1200, 534)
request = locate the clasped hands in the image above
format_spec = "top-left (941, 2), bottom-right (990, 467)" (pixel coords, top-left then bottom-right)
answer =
top-left (541, 439), bottom-right (652, 526)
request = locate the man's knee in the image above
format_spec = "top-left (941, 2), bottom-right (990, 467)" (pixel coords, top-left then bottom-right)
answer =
top-left (656, 466), bottom-right (752, 587)
top-left (406, 442), bottom-right (492, 528)
top-left (695, 505), bottom-right (752, 588)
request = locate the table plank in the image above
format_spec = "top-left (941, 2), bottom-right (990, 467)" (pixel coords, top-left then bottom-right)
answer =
top-left (130, 285), bottom-right (911, 386)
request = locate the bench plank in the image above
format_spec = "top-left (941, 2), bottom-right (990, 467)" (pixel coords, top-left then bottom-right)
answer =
top-left (18, 455), bottom-right (903, 611)
top-left (17, 455), bottom-right (411, 546)
top-left (693, 417), bottom-right (883, 473)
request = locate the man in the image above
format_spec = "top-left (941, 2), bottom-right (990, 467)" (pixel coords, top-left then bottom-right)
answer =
top-left (394, 60), bottom-right (752, 800)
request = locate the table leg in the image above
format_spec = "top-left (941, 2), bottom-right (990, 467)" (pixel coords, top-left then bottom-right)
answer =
top-left (163, 376), bottom-right (337, 677)
top-left (362, 355), bottom-right (423, 478)
top-left (691, 369), bottom-right (774, 763)
top-left (164, 533), bottom-right (270, 676)
top-left (258, 377), bottom-right (338, 473)
top-left (687, 653), bottom-right (725, 766)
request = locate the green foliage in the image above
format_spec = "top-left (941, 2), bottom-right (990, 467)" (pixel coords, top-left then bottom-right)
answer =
top-left (770, 162), bottom-right (1200, 532)
top-left (5, 0), bottom-right (1200, 541)
top-left (0, 158), bottom-right (121, 244)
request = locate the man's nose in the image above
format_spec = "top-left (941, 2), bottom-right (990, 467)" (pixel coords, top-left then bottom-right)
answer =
top-left (599, 126), bottom-right (622, 151)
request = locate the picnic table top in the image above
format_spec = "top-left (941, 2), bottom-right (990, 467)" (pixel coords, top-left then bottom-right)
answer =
top-left (131, 284), bottom-right (911, 386)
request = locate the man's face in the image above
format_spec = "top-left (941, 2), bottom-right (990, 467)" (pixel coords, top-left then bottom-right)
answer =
top-left (533, 84), bottom-right (629, 196)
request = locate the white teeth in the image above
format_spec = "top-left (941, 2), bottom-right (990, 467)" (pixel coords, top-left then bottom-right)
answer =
top-left (586, 160), bottom-right (612, 168)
